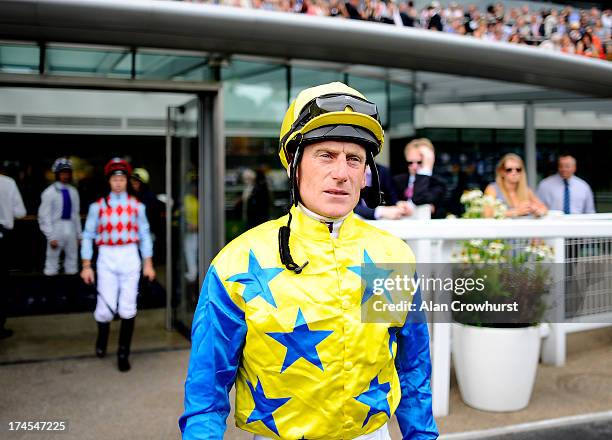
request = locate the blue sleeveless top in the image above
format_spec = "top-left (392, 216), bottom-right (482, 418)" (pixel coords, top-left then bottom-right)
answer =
top-left (490, 182), bottom-right (508, 205)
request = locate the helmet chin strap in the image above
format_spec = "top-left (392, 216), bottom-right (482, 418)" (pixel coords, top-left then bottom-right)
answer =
top-left (361, 150), bottom-right (383, 209)
top-left (279, 139), bottom-right (309, 274)
top-left (284, 133), bottom-right (303, 208)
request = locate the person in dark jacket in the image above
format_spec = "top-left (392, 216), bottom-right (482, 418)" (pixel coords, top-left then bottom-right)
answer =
top-left (354, 163), bottom-right (410, 219)
top-left (394, 138), bottom-right (447, 218)
top-left (427, 2), bottom-right (444, 31)
top-left (246, 168), bottom-right (270, 229)
top-left (130, 168), bottom-right (162, 244)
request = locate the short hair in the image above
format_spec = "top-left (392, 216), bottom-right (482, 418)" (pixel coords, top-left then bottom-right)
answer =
top-left (404, 138), bottom-right (435, 158)
top-left (558, 153), bottom-right (576, 162)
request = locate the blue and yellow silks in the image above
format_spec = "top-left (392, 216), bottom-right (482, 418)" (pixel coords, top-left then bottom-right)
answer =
top-left (179, 206), bottom-right (438, 440)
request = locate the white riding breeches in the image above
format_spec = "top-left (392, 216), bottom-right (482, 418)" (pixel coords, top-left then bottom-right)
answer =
top-left (44, 220), bottom-right (79, 276)
top-left (184, 231), bottom-right (198, 283)
top-left (93, 244), bottom-right (141, 323)
top-left (253, 423), bottom-right (390, 440)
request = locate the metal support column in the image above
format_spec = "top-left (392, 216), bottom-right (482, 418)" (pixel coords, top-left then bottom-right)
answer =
top-left (164, 107), bottom-right (173, 331)
top-left (199, 92), bottom-right (225, 280)
top-left (524, 102), bottom-right (537, 189)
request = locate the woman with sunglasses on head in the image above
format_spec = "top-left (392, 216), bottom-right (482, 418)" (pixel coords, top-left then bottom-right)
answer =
top-left (484, 153), bottom-right (548, 218)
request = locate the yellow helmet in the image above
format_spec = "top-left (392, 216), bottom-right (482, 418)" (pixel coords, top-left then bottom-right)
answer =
top-left (131, 167), bottom-right (150, 184)
top-left (278, 82), bottom-right (384, 169)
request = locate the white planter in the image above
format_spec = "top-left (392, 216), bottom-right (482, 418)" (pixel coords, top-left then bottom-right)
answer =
top-left (452, 322), bottom-right (544, 412)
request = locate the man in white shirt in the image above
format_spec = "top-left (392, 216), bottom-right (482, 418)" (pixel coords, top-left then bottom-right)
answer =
top-left (0, 163), bottom-right (26, 339)
top-left (38, 158), bottom-right (82, 276)
top-left (536, 155), bottom-right (596, 214)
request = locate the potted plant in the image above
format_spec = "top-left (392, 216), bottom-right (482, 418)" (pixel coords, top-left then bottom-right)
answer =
top-left (450, 190), bottom-right (554, 412)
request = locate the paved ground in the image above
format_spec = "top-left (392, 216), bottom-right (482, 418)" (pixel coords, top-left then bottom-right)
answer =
top-left (479, 419), bottom-right (612, 440)
top-left (0, 309), bottom-right (188, 364)
top-left (437, 326), bottom-right (612, 434)
top-left (0, 327), bottom-right (610, 439)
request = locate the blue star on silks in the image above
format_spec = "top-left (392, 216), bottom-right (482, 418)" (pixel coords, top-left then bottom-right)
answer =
top-left (354, 375), bottom-right (392, 428)
top-left (266, 309), bottom-right (333, 373)
top-left (246, 378), bottom-right (291, 436)
top-left (227, 250), bottom-right (283, 308)
top-left (348, 250), bottom-right (394, 304)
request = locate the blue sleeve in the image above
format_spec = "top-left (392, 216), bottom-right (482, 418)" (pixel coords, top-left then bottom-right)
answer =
top-left (137, 202), bottom-right (153, 258)
top-left (179, 266), bottom-right (247, 440)
top-left (80, 203), bottom-right (99, 260)
top-left (394, 286), bottom-right (439, 440)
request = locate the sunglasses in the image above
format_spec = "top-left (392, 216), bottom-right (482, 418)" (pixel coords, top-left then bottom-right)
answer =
top-left (505, 167), bottom-right (522, 173)
top-left (407, 161), bottom-right (423, 166)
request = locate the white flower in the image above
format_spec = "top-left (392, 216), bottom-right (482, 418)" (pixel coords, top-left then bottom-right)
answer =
top-left (488, 242), bottom-right (505, 251)
top-left (469, 239), bottom-right (483, 247)
top-left (460, 190), bottom-right (483, 204)
top-left (523, 243), bottom-right (555, 262)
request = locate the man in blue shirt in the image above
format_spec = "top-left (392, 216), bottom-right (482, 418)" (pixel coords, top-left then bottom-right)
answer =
top-left (536, 155), bottom-right (596, 214)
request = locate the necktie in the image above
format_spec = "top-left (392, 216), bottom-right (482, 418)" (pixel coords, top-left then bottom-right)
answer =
top-left (405, 181), bottom-right (414, 200)
top-left (563, 179), bottom-right (570, 214)
top-left (61, 188), bottom-right (72, 220)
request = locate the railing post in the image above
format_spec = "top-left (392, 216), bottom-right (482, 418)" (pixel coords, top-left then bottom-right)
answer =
top-left (541, 237), bottom-right (566, 366)
top-left (431, 239), bottom-right (454, 417)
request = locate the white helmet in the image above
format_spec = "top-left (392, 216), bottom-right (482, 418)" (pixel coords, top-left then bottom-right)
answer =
top-left (51, 157), bottom-right (73, 173)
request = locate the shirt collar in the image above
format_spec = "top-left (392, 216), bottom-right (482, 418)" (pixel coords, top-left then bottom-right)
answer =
top-left (109, 191), bottom-right (128, 201)
top-left (290, 204), bottom-right (357, 241)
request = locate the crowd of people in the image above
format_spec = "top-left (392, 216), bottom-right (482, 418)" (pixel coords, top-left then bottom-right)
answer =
top-left (185, 0), bottom-right (612, 60)
top-left (354, 138), bottom-right (596, 221)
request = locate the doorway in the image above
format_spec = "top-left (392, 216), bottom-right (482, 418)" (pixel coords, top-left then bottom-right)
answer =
top-left (0, 85), bottom-right (222, 363)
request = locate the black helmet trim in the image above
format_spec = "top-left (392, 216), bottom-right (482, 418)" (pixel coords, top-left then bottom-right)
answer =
top-left (300, 124), bottom-right (380, 152)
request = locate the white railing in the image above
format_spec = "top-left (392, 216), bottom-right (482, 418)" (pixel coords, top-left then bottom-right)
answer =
top-left (368, 213), bottom-right (612, 417)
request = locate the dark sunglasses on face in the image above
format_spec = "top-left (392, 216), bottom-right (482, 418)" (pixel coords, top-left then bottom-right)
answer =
top-left (408, 161), bottom-right (422, 166)
top-left (505, 167), bottom-right (522, 173)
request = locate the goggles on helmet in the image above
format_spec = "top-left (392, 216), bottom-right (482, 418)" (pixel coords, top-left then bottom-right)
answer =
top-left (282, 93), bottom-right (380, 147)
top-left (302, 94), bottom-right (379, 122)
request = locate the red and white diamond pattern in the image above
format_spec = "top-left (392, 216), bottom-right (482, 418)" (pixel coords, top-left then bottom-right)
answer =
top-left (95, 195), bottom-right (140, 246)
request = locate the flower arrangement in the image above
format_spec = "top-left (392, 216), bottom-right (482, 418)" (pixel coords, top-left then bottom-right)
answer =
top-left (451, 190), bottom-right (555, 327)
top-left (454, 238), bottom-right (554, 264)
top-left (460, 189), bottom-right (507, 219)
